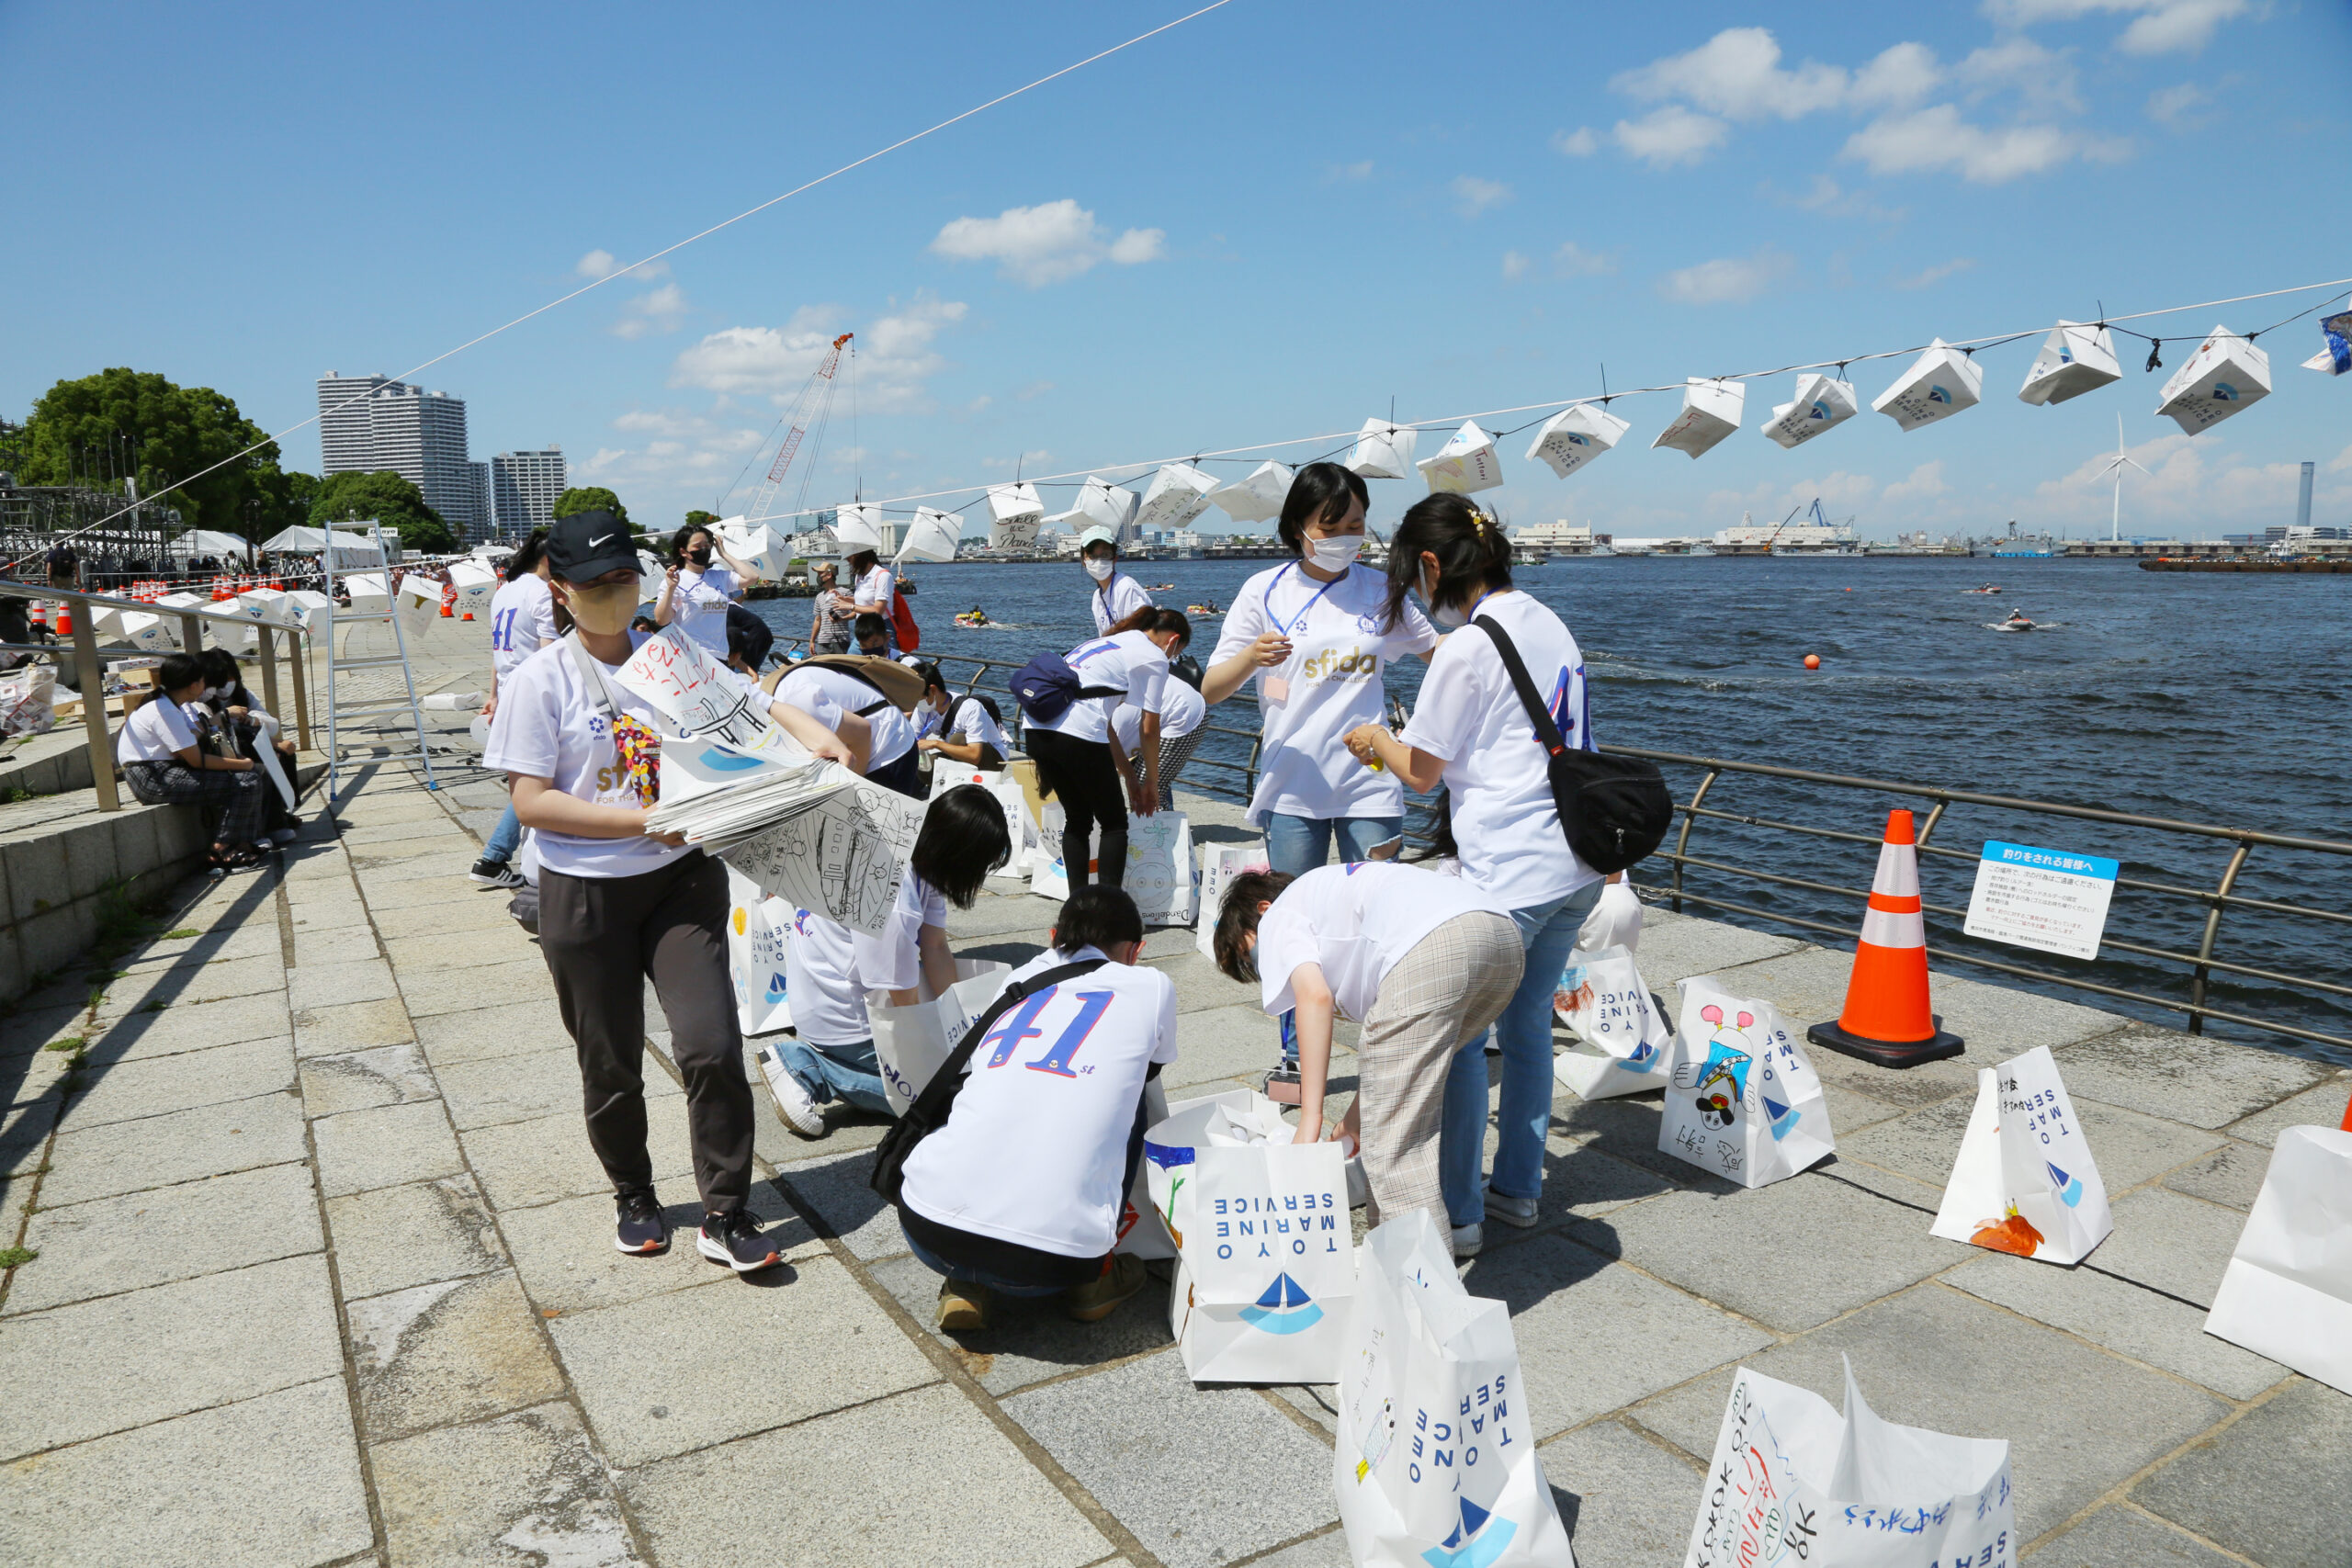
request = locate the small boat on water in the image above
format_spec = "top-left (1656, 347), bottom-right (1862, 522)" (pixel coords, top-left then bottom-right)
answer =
top-left (1963, 584), bottom-right (2002, 594)
top-left (1144, 581), bottom-right (1176, 591)
top-left (1990, 608), bottom-right (2037, 632)
top-left (1185, 602), bottom-right (1221, 615)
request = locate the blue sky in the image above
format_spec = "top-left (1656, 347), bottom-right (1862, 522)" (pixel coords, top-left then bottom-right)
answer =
top-left (6, 0), bottom-right (2346, 540)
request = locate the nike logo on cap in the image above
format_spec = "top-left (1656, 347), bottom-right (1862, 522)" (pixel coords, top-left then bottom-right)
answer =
top-left (590, 534), bottom-right (615, 547)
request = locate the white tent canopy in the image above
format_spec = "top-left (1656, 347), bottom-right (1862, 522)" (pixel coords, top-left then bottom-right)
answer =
top-left (259, 525), bottom-right (386, 566)
top-left (174, 529), bottom-right (254, 559)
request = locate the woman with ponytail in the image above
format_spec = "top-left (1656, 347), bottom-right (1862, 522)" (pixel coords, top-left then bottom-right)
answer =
top-left (1343, 492), bottom-right (1601, 1257)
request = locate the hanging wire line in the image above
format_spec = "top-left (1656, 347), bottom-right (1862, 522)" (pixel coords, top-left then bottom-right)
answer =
top-left (776, 272), bottom-right (2352, 519)
top-left (48, 0), bottom-right (1240, 547)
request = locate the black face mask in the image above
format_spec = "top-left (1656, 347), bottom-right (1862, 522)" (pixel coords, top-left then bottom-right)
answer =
top-left (688, 548), bottom-right (711, 566)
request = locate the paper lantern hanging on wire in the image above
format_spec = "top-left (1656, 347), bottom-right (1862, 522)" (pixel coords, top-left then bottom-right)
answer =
top-left (1871, 340), bottom-right (1984, 433)
top-left (1759, 373), bottom-right (1860, 449)
top-left (1134, 464), bottom-right (1219, 534)
top-left (634, 550), bottom-right (664, 602)
top-left (1525, 404), bottom-right (1631, 479)
top-left (1045, 475), bottom-right (1141, 541)
top-left (831, 503), bottom-right (889, 554)
top-left (2156, 326), bottom-right (2271, 435)
top-left (2017, 321), bottom-right (2121, 406)
top-left (986, 482), bottom-right (1044, 549)
top-left (1208, 461), bottom-right (1295, 524)
top-left (2301, 311), bottom-right (2351, 376)
top-left (897, 507), bottom-right (965, 564)
top-left (1346, 419), bottom-right (1419, 480)
top-left (1416, 422), bottom-right (1504, 494)
top-left (1650, 378), bottom-right (1747, 458)
top-left (713, 518), bottom-right (789, 580)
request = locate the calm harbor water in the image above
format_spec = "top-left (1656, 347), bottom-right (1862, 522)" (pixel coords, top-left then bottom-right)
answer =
top-left (753, 556), bottom-right (2352, 1064)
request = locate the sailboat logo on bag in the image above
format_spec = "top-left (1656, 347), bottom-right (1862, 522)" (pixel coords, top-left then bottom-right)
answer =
top-left (2211, 381), bottom-right (2241, 402)
top-left (2046, 1160), bottom-right (2085, 1206)
top-left (1762, 1094), bottom-right (1800, 1141)
top-left (1928, 383), bottom-right (1952, 404)
top-left (764, 973), bottom-right (787, 1003)
top-left (1422, 1497), bottom-right (1518, 1568)
top-left (1237, 1272), bottom-right (1322, 1335)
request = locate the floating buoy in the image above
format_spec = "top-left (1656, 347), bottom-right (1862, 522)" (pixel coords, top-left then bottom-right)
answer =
top-left (1804, 654), bottom-right (1821, 670)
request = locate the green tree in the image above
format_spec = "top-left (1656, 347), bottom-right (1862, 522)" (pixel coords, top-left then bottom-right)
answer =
top-left (19, 367), bottom-right (289, 536)
top-left (310, 470), bottom-right (456, 553)
top-left (243, 468), bottom-right (320, 546)
top-left (683, 509), bottom-right (718, 531)
top-left (554, 486), bottom-right (628, 527)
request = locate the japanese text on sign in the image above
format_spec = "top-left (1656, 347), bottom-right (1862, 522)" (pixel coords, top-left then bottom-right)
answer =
top-left (1962, 840), bottom-right (2119, 961)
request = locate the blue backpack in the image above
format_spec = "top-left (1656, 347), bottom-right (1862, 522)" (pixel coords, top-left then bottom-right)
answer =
top-left (1009, 652), bottom-right (1120, 726)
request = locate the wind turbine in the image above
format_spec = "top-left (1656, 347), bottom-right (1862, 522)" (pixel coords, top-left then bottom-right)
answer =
top-left (2097, 414), bottom-right (2150, 543)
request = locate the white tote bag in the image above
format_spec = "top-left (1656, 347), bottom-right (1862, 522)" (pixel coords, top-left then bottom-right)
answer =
top-left (1147, 1093), bottom-right (1354, 1383)
top-left (1684, 1358), bottom-right (2012, 1568)
top-left (1574, 881), bottom-right (1644, 954)
top-left (1347, 419), bottom-right (1419, 481)
top-left (1122, 811), bottom-right (1196, 925)
top-left (2017, 320), bottom-right (2121, 406)
top-left (1929, 1044), bottom-right (2112, 1266)
top-left (1658, 976), bottom-right (1834, 1188)
top-left (1416, 421), bottom-right (1504, 495)
top-left (1553, 946), bottom-right (1673, 1101)
top-left (1759, 373), bottom-right (1860, 449)
top-left (2203, 1125), bottom-right (2352, 1394)
top-left (928, 765), bottom-right (1035, 880)
top-left (1029, 804), bottom-right (1095, 900)
top-left (722, 865), bottom-right (795, 1038)
top-left (1525, 403), bottom-right (1630, 480)
top-left (1650, 378), bottom-right (1746, 458)
top-left (1196, 839), bottom-right (1271, 956)
top-left (865, 959), bottom-right (1013, 1116)
top-left (1335, 1209), bottom-right (1577, 1568)
top-left (1871, 339), bottom-right (1984, 432)
top-left (2156, 325), bottom-right (2271, 435)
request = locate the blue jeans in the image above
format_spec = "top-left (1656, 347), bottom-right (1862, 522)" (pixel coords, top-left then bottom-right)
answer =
top-left (1265, 813), bottom-right (1402, 1067)
top-left (483, 800), bottom-right (522, 863)
top-left (1440, 880), bottom-right (1604, 1226)
top-left (776, 1037), bottom-right (891, 1117)
top-left (901, 1227), bottom-right (1071, 1300)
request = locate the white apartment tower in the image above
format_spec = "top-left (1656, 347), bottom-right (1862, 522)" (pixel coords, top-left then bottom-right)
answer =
top-left (489, 449), bottom-right (567, 538)
top-left (314, 371), bottom-right (481, 536)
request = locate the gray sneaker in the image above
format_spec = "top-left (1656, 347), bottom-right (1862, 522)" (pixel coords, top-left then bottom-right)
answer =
top-left (1452, 1224), bottom-right (1483, 1259)
top-left (1485, 1191), bottom-right (1540, 1229)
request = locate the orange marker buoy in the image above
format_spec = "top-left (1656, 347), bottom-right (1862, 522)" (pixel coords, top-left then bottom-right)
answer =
top-left (1806, 808), bottom-right (1964, 1068)
top-left (1804, 654), bottom-right (1821, 669)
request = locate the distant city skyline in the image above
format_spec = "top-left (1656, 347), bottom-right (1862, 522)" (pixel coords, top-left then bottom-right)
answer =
top-left (316, 373), bottom-right (484, 539)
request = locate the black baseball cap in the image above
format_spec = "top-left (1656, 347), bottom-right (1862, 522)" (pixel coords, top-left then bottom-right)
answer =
top-left (546, 511), bottom-right (639, 584)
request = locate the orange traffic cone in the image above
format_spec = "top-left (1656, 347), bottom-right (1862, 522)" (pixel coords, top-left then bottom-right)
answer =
top-left (1807, 808), bottom-right (1964, 1067)
top-left (54, 604), bottom-right (74, 637)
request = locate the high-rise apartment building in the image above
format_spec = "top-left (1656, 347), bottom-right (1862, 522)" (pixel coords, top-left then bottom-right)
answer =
top-left (314, 372), bottom-right (481, 537)
top-left (467, 462), bottom-right (492, 545)
top-left (316, 372), bottom-right (390, 474)
top-left (489, 448), bottom-right (567, 538)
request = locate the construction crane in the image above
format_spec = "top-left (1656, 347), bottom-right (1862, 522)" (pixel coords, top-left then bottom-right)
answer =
top-left (730, 333), bottom-right (852, 529)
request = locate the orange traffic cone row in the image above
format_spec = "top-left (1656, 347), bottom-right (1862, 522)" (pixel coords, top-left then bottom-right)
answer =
top-left (1807, 808), bottom-right (1965, 1068)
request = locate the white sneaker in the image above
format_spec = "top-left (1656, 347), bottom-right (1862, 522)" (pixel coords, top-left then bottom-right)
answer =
top-left (757, 1044), bottom-right (826, 1138)
top-left (1485, 1191), bottom-right (1540, 1229)
top-left (1452, 1223), bottom-right (1483, 1259)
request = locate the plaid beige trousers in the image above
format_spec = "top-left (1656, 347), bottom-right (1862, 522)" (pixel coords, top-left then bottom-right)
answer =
top-left (1355, 912), bottom-right (1523, 1235)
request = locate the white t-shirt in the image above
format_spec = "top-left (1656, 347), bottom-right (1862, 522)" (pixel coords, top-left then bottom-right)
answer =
top-left (899, 945), bottom-right (1179, 1258)
top-left (668, 565), bottom-right (740, 656)
top-left (852, 565), bottom-right (895, 622)
top-left (1212, 561), bottom-right (1437, 827)
top-left (118, 694), bottom-right (197, 763)
top-left (933, 694), bottom-right (1010, 755)
top-left (484, 634), bottom-right (769, 880)
top-left (1091, 572), bottom-right (1153, 635)
top-left (784, 872), bottom-right (946, 1046)
top-left (489, 573), bottom-right (558, 682)
top-left (1255, 863), bottom-right (1512, 1021)
top-left (1036, 630), bottom-right (1169, 743)
top-left (1399, 590), bottom-right (1597, 912)
top-left (1113, 677), bottom-right (1204, 755)
top-left (774, 665), bottom-right (914, 770)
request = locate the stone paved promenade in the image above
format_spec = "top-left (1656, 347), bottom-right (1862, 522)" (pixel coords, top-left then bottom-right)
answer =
top-left (2, 616), bottom-right (2347, 1566)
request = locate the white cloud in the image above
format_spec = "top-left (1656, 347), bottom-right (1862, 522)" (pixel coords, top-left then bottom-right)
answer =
top-left (1501, 250), bottom-right (1532, 281)
top-left (1883, 460), bottom-right (1951, 504)
top-left (1980, 0), bottom-right (2250, 55)
top-left (929, 199), bottom-right (1167, 287)
top-left (1657, 247), bottom-right (1793, 305)
top-left (1612, 106), bottom-right (1730, 167)
top-left (1613, 28), bottom-right (1849, 120)
top-left (577, 250), bottom-right (617, 280)
top-left (1553, 242), bottom-right (1615, 277)
top-left (1956, 38), bottom-right (2081, 112)
top-left (1850, 42), bottom-right (1944, 107)
top-left (1551, 127), bottom-right (1599, 156)
top-left (670, 291), bottom-right (967, 414)
top-left (1329, 159), bottom-right (1375, 181)
top-left (1843, 105), bottom-right (2125, 182)
top-left (2147, 81), bottom-right (2212, 125)
top-left (1891, 257), bottom-right (1978, 289)
top-left (2033, 427), bottom-right (2310, 531)
top-left (611, 281), bottom-right (688, 340)
top-left (1452, 175), bottom-right (1513, 216)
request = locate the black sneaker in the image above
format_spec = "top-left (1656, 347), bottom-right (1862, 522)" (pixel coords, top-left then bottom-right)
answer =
top-left (469, 857), bottom-right (526, 889)
top-left (697, 1209), bottom-right (781, 1273)
top-left (615, 1189), bottom-right (670, 1254)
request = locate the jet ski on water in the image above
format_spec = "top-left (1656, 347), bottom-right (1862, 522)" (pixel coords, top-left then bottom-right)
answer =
top-left (1989, 607), bottom-right (2037, 632)
top-left (1962, 584), bottom-right (2002, 594)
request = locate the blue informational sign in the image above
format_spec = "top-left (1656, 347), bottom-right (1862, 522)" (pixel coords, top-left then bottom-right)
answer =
top-left (1964, 840), bottom-right (2120, 961)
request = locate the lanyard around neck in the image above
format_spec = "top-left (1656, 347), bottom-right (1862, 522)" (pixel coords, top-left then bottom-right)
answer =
top-left (1270, 561), bottom-right (1347, 638)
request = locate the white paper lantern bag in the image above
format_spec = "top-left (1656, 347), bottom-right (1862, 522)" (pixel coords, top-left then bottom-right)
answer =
top-left (1575, 881), bottom-right (1644, 955)
top-left (985, 482), bottom-right (1044, 549)
top-left (341, 574), bottom-right (390, 614)
top-left (896, 507), bottom-right (964, 565)
top-left (722, 864), bottom-right (795, 1038)
top-left (1416, 421), bottom-right (1504, 495)
top-left (1122, 811), bottom-right (1197, 925)
top-left (865, 958), bottom-right (1012, 1115)
top-left (635, 550), bottom-right (665, 603)
top-left (1525, 404), bottom-right (1630, 479)
top-left (831, 503), bottom-right (889, 553)
top-left (2156, 325), bottom-right (2271, 435)
top-left (1553, 945), bottom-right (1673, 1102)
top-left (1871, 339), bottom-right (1984, 432)
top-left (1347, 420), bottom-right (1419, 480)
top-left (2203, 1125), bottom-right (2352, 1395)
top-left (1209, 461), bottom-right (1295, 525)
top-left (1064, 475), bottom-right (1141, 540)
top-left (2017, 319), bottom-right (2121, 406)
top-left (1650, 378), bottom-right (1747, 458)
top-left (1759, 373), bottom-right (1860, 449)
top-left (1134, 463), bottom-right (1219, 534)
top-left (110, 610), bottom-right (173, 652)
top-left (1929, 1044), bottom-right (2113, 1266)
top-left (444, 559), bottom-right (500, 618)
top-left (282, 590), bottom-right (335, 630)
top-left (714, 518), bottom-right (789, 580)
top-left (1197, 839), bottom-right (1271, 955)
top-left (1658, 976), bottom-right (1834, 1188)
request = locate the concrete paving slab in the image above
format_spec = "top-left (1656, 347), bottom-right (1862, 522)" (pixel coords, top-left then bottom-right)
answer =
top-left (413, 999), bottom-right (576, 1067)
top-left (0, 1003), bottom-right (89, 1062)
top-left (1570, 1173), bottom-right (1957, 1332)
top-left (1142, 949), bottom-right (1259, 1016)
top-left (314, 1098), bottom-right (466, 1198)
top-left (85, 990), bottom-right (293, 1062)
top-left (2133, 1378), bottom-right (2352, 1568)
top-left (351, 850), bottom-right (479, 884)
top-left (1839, 1089), bottom-right (2224, 1195)
top-left (1526, 1139), bottom-right (1684, 1230)
top-left (1460, 1233), bottom-right (1772, 1434)
top-left (351, 874), bottom-right (479, 913)
top-left (1247, 1528), bottom-right (1353, 1565)
top-left (2028, 1506), bottom-right (2242, 1568)
top-left (501, 1181), bottom-right (818, 1314)
top-left (751, 1085), bottom-right (892, 1168)
top-left (346, 1269), bottom-right (568, 1442)
top-left (548, 1258), bottom-right (938, 1466)
top-left (325, 1173), bottom-right (506, 1302)
top-left (121, 920), bottom-right (283, 967)
top-left (339, 818), bottom-right (470, 848)
top-left (66, 1035), bottom-right (295, 1129)
top-left (1714, 944), bottom-right (2127, 1061)
top-left (285, 892), bottom-right (370, 931)
top-left (403, 957), bottom-right (554, 1016)
top-left (300, 1041), bottom-right (437, 1118)
top-left (439, 1045), bottom-right (676, 1133)
top-left (1630, 1285), bottom-right (2228, 1543)
top-left (941, 895), bottom-right (1060, 941)
top-left (98, 953), bottom-right (284, 1014)
top-left (870, 1249), bottom-right (1175, 1396)
top-left (0, 1097), bottom-right (56, 1183)
top-left (2054, 1024), bottom-right (2334, 1130)
top-left (1817, 1081), bottom-right (1905, 1136)
top-left (1162, 1003), bottom-right (1284, 1091)
top-left (1006, 1348), bottom-right (1337, 1568)
top-left (371, 1400), bottom-right (642, 1568)
top-left (383, 928), bottom-right (542, 976)
top-left (3, 1161), bottom-right (320, 1316)
top-left (2222, 1074), bottom-right (2352, 1148)
top-left (459, 1097), bottom-right (696, 1212)
top-left (770, 1146), bottom-right (906, 1258)
top-left (1547, 1092), bottom-right (1740, 1194)
top-left (42, 1089), bottom-right (306, 1206)
top-left (0, 1253), bottom-right (344, 1461)
top-left (2162, 1138), bottom-right (2271, 1213)
top-left (369, 895), bottom-right (526, 941)
top-left (0, 1378), bottom-right (372, 1568)
top-left (2088, 1187), bottom-right (2251, 1310)
top-left (288, 955), bottom-right (400, 1012)
top-left (1634, 918), bottom-right (1808, 989)
top-left (622, 1382), bottom-right (1109, 1568)
top-left (288, 925), bottom-right (382, 968)
top-left (1544, 1417), bottom-right (1706, 1568)
top-left (292, 995), bottom-right (417, 1058)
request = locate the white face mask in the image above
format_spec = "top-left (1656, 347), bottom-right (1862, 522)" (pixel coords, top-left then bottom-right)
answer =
top-left (1084, 557), bottom-right (1114, 583)
top-left (1421, 566), bottom-right (1466, 629)
top-left (1307, 536), bottom-right (1361, 571)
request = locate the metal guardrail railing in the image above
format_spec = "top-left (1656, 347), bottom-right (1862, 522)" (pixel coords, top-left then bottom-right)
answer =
top-left (1606, 745), bottom-right (2352, 1055)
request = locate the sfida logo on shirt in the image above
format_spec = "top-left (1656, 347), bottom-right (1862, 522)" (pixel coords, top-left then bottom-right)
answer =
top-left (1297, 646), bottom-right (1379, 684)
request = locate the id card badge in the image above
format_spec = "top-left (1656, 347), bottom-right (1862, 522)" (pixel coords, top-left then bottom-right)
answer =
top-left (1261, 673), bottom-right (1290, 705)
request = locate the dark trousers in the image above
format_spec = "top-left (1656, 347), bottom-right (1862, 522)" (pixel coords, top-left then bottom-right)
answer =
top-left (897, 1095), bottom-right (1151, 1291)
top-left (1025, 728), bottom-right (1126, 890)
top-left (538, 852), bottom-right (754, 1213)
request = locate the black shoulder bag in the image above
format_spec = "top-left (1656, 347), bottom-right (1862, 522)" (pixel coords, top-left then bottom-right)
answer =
top-left (1472, 615), bottom-right (1672, 875)
top-left (869, 958), bottom-right (1109, 1203)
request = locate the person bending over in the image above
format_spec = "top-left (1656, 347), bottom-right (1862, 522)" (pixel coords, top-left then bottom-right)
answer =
top-left (770, 651), bottom-right (922, 799)
top-left (897, 886), bottom-right (1173, 1331)
top-left (852, 611), bottom-right (891, 659)
top-left (912, 664), bottom-right (1009, 772)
